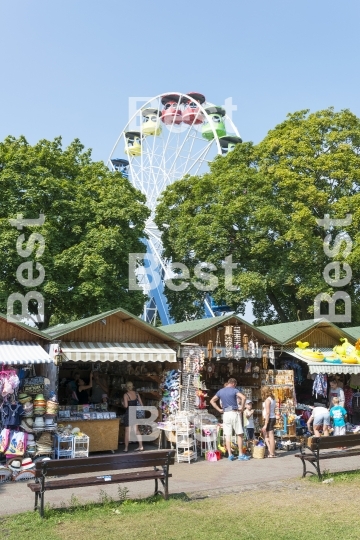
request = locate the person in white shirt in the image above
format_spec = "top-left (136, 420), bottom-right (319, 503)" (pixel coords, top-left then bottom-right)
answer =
top-left (328, 379), bottom-right (345, 409)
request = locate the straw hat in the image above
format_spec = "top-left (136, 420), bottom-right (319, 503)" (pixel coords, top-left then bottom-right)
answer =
top-left (8, 459), bottom-right (21, 471)
top-left (21, 418), bottom-right (34, 433)
top-left (18, 393), bottom-right (32, 404)
top-left (21, 458), bottom-right (35, 470)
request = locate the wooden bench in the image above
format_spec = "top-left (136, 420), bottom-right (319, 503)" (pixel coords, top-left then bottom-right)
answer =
top-left (295, 434), bottom-right (360, 479)
top-left (27, 449), bottom-right (175, 517)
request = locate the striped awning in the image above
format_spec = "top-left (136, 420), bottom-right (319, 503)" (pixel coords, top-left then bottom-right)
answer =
top-left (0, 341), bottom-right (53, 365)
top-left (61, 342), bottom-right (177, 363)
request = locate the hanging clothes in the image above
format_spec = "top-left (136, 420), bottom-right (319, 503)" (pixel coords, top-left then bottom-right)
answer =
top-left (1, 402), bottom-right (24, 427)
top-left (344, 386), bottom-right (354, 414)
top-left (312, 373), bottom-right (328, 399)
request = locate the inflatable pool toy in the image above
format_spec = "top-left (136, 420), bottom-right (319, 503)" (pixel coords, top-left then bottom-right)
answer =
top-left (333, 338), bottom-right (360, 364)
top-left (295, 342), bottom-right (324, 362)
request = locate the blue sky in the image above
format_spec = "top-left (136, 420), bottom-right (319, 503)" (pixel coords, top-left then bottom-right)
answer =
top-left (1, 0), bottom-right (359, 163)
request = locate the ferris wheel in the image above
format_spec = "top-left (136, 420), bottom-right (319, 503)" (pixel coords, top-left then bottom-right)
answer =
top-left (108, 92), bottom-right (242, 325)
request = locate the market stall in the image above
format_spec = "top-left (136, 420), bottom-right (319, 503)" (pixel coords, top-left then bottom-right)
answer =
top-left (44, 308), bottom-right (180, 453)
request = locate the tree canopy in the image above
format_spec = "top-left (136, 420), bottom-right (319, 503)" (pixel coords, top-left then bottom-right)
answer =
top-left (0, 136), bottom-right (149, 328)
top-left (155, 108), bottom-right (360, 325)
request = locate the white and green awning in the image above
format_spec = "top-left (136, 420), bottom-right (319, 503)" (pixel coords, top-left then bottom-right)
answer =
top-left (61, 342), bottom-right (177, 363)
top-left (0, 341), bottom-right (53, 365)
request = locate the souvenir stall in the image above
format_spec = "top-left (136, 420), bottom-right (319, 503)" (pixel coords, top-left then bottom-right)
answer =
top-left (43, 308), bottom-right (179, 453)
top-left (158, 316), bottom-right (280, 459)
top-left (0, 323), bottom-right (59, 482)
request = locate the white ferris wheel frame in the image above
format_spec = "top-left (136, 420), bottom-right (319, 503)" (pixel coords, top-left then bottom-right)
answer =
top-left (107, 92), bottom-right (241, 322)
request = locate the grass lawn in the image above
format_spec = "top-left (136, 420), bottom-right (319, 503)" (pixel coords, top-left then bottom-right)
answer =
top-left (2, 474), bottom-right (360, 540)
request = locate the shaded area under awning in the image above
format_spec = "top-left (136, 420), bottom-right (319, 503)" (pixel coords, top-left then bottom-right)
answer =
top-left (0, 341), bottom-right (53, 365)
top-left (61, 342), bottom-right (177, 363)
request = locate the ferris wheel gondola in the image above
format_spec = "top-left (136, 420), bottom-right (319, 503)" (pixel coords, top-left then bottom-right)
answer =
top-left (108, 91), bottom-right (241, 325)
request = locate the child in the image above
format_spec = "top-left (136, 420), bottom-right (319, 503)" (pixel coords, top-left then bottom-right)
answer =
top-left (330, 397), bottom-right (347, 436)
top-left (244, 400), bottom-right (255, 441)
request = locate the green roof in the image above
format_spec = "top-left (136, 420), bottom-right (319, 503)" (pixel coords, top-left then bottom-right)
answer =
top-left (44, 307), bottom-right (179, 342)
top-left (257, 318), bottom-right (355, 345)
top-left (160, 314), bottom-right (275, 343)
top-left (343, 327), bottom-right (360, 341)
top-left (0, 313), bottom-right (51, 341)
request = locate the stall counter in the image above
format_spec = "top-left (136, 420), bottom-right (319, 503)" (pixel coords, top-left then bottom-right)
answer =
top-left (67, 418), bottom-right (120, 452)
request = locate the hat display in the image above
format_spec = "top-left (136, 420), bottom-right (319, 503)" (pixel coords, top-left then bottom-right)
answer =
top-left (34, 394), bottom-right (45, 401)
top-left (36, 432), bottom-right (53, 454)
top-left (23, 402), bottom-right (34, 416)
top-left (20, 418), bottom-right (34, 433)
top-left (46, 399), bottom-right (59, 415)
top-left (44, 417), bottom-right (55, 427)
top-left (21, 457), bottom-right (35, 470)
top-left (34, 417), bottom-right (45, 429)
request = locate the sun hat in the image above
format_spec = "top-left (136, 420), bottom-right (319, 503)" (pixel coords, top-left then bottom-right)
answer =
top-left (21, 458), bottom-right (35, 470)
top-left (18, 393), bottom-right (32, 404)
top-left (34, 417), bottom-right (45, 428)
top-left (8, 459), bottom-right (21, 471)
top-left (34, 394), bottom-right (45, 401)
top-left (21, 418), bottom-right (34, 433)
top-left (246, 399), bottom-right (253, 404)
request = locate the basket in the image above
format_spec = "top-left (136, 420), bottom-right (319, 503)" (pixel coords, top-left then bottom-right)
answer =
top-left (251, 439), bottom-right (266, 459)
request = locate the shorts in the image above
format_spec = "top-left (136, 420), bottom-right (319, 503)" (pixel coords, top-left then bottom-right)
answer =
top-left (245, 427), bottom-right (255, 440)
top-left (264, 418), bottom-right (276, 432)
top-left (223, 411), bottom-right (243, 437)
top-left (334, 425), bottom-right (346, 436)
top-left (313, 411), bottom-right (330, 427)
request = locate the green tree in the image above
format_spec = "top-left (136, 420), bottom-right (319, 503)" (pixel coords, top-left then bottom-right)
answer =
top-left (0, 136), bottom-right (149, 328)
top-left (155, 108), bottom-right (360, 325)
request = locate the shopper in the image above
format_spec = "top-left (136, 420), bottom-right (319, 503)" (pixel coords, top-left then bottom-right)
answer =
top-left (330, 397), bottom-right (347, 436)
top-left (261, 386), bottom-right (276, 457)
top-left (243, 400), bottom-right (255, 442)
top-left (91, 371), bottom-right (109, 404)
top-left (123, 381), bottom-right (143, 452)
top-left (306, 405), bottom-right (330, 437)
top-left (210, 378), bottom-right (249, 461)
top-left (77, 373), bottom-right (93, 404)
top-left (328, 379), bottom-right (345, 408)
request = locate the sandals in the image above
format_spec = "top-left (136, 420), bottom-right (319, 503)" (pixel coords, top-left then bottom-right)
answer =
top-left (268, 454), bottom-right (277, 458)
top-left (134, 447), bottom-right (144, 452)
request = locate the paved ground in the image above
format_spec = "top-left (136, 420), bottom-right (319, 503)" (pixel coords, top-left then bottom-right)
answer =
top-left (1, 447), bottom-right (359, 516)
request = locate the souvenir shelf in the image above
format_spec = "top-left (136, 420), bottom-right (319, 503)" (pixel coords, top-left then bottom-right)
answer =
top-left (181, 345), bottom-right (204, 412)
top-left (194, 412), bottom-right (217, 456)
top-left (260, 370), bottom-right (296, 435)
top-left (73, 435), bottom-right (90, 458)
top-left (54, 434), bottom-right (73, 459)
top-left (175, 415), bottom-right (197, 463)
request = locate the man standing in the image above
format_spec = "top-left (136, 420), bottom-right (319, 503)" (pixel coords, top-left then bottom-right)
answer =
top-left (210, 378), bottom-right (250, 461)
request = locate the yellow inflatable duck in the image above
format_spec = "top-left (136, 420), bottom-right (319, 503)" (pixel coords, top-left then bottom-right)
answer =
top-left (294, 341), bottom-right (324, 362)
top-left (333, 338), bottom-right (359, 364)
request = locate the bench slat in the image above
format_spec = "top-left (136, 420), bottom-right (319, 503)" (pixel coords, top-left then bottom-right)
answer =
top-left (34, 452), bottom-right (175, 478)
top-left (28, 469), bottom-right (171, 492)
top-left (310, 435), bottom-right (360, 450)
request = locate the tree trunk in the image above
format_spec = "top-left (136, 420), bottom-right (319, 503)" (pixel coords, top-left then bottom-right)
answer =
top-left (267, 291), bottom-right (288, 322)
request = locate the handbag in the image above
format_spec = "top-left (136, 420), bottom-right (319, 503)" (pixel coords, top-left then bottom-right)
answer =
top-left (206, 450), bottom-right (220, 462)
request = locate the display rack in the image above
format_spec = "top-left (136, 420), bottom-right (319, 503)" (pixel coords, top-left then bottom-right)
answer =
top-left (181, 345), bottom-right (203, 412)
top-left (194, 412), bottom-right (217, 456)
top-left (54, 434), bottom-right (73, 459)
top-left (175, 414), bottom-right (197, 463)
top-left (73, 435), bottom-right (90, 458)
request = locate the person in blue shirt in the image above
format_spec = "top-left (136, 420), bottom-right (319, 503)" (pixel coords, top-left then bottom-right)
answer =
top-left (330, 397), bottom-right (347, 436)
top-left (210, 378), bottom-right (249, 461)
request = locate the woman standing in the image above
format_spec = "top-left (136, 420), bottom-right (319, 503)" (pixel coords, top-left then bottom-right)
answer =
top-left (261, 386), bottom-right (276, 458)
top-left (122, 381), bottom-right (144, 452)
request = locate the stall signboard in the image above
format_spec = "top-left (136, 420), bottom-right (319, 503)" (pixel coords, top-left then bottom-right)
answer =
top-left (23, 377), bottom-right (45, 396)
